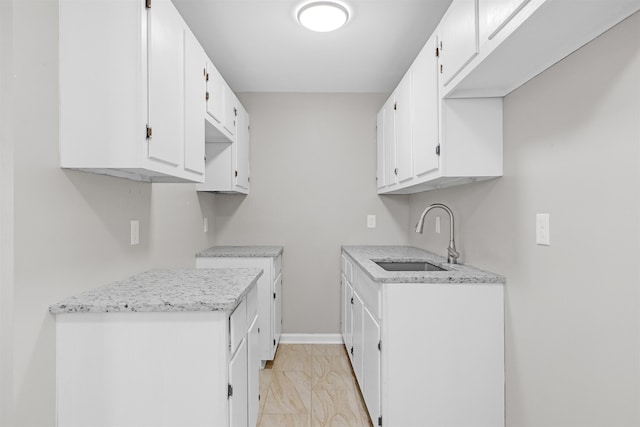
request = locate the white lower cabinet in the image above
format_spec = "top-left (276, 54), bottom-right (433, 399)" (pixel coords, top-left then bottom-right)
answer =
top-left (55, 285), bottom-right (259, 427)
top-left (341, 251), bottom-right (504, 427)
top-left (196, 254), bottom-right (282, 363)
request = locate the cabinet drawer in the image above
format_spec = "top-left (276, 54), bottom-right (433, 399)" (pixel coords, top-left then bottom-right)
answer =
top-left (246, 285), bottom-right (258, 322)
top-left (273, 255), bottom-right (282, 279)
top-left (230, 298), bottom-right (247, 352)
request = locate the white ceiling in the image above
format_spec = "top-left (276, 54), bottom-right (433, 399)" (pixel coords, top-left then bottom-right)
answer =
top-left (172, 0), bottom-right (453, 93)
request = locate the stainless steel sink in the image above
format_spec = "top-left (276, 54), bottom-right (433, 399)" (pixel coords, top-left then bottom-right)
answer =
top-left (374, 261), bottom-right (447, 272)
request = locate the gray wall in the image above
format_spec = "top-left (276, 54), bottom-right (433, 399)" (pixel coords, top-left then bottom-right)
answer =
top-left (7, 1), bottom-right (217, 425)
top-left (409, 13), bottom-right (640, 426)
top-left (214, 93), bottom-right (410, 334)
top-left (0, 0), bottom-right (14, 424)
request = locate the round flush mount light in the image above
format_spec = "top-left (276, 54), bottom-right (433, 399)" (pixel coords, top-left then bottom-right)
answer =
top-left (297, 1), bottom-right (350, 32)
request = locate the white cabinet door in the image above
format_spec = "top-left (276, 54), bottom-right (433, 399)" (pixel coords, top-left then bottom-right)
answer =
top-left (273, 273), bottom-right (282, 354)
top-left (235, 103), bottom-right (250, 191)
top-left (206, 60), bottom-right (225, 125)
top-left (382, 97), bottom-right (396, 187)
top-left (345, 281), bottom-right (353, 358)
top-left (247, 317), bottom-right (260, 427)
top-left (483, 0), bottom-right (530, 40)
top-left (223, 86), bottom-right (237, 136)
top-left (412, 34), bottom-right (440, 178)
top-left (229, 338), bottom-right (248, 427)
top-left (376, 109), bottom-right (385, 189)
top-left (394, 74), bottom-right (413, 183)
top-left (183, 29), bottom-right (206, 175)
top-left (340, 276), bottom-right (347, 342)
top-left (439, 0), bottom-right (479, 86)
top-left (352, 292), bottom-right (364, 386)
top-left (363, 307), bottom-right (381, 425)
top-left (147, 0), bottom-right (183, 167)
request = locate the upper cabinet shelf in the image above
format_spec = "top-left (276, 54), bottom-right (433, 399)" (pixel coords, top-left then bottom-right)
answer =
top-left (59, 0), bottom-right (250, 192)
top-left (378, 0), bottom-right (640, 194)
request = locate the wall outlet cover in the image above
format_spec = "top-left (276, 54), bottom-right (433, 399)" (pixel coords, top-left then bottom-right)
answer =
top-left (536, 213), bottom-right (550, 246)
top-left (367, 215), bottom-right (376, 229)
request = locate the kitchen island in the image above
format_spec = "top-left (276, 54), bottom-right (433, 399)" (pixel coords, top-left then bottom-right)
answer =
top-left (50, 268), bottom-right (262, 427)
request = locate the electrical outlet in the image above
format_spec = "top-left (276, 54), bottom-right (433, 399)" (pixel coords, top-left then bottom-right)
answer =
top-left (435, 216), bottom-right (441, 234)
top-left (130, 220), bottom-right (139, 245)
top-left (204, 217), bottom-right (209, 233)
top-left (367, 215), bottom-right (376, 229)
top-left (536, 213), bottom-right (550, 245)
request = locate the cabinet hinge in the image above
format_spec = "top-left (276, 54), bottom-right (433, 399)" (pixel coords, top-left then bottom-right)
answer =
top-left (145, 0), bottom-right (151, 8)
top-left (378, 416), bottom-right (382, 426)
top-left (393, 102), bottom-right (397, 111)
top-left (205, 92), bottom-right (210, 101)
top-left (227, 383), bottom-right (233, 398)
top-left (350, 346), bottom-right (354, 356)
top-left (435, 144), bottom-right (441, 156)
top-left (234, 107), bottom-right (238, 117)
top-left (350, 297), bottom-right (354, 305)
top-left (378, 340), bottom-right (381, 351)
top-left (234, 170), bottom-right (238, 178)
top-left (146, 125), bottom-right (152, 139)
top-left (258, 327), bottom-right (260, 333)
top-left (273, 292), bottom-right (276, 299)
top-left (394, 167), bottom-right (398, 176)
top-left (273, 339), bottom-right (276, 346)
top-left (205, 72), bottom-right (209, 82)
top-left (440, 64), bottom-right (443, 74)
top-left (435, 46), bottom-right (439, 57)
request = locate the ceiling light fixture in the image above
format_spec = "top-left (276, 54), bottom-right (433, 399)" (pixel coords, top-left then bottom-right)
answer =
top-left (297, 1), bottom-right (350, 33)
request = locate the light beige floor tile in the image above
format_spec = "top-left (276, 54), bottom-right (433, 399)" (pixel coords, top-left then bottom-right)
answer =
top-left (310, 387), bottom-right (371, 427)
top-left (312, 355), bottom-right (355, 390)
top-left (312, 344), bottom-right (346, 356)
top-left (259, 413), bottom-right (311, 427)
top-left (272, 345), bottom-right (313, 372)
top-left (262, 370), bottom-right (311, 414)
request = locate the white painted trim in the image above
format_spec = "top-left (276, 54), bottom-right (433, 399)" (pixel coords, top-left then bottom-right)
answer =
top-left (279, 333), bottom-right (344, 344)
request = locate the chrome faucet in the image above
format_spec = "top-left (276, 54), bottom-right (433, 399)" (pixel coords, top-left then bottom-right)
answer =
top-left (415, 203), bottom-right (460, 264)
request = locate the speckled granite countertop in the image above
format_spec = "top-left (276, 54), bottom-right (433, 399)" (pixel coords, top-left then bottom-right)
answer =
top-left (49, 268), bottom-right (262, 314)
top-left (196, 246), bottom-right (283, 258)
top-left (342, 246), bottom-right (504, 284)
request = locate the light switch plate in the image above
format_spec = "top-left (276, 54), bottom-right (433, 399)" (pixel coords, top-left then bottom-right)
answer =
top-left (536, 213), bottom-right (550, 245)
top-left (367, 215), bottom-right (376, 229)
top-left (130, 220), bottom-right (140, 245)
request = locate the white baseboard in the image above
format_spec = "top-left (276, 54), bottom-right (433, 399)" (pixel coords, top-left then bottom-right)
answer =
top-left (279, 333), bottom-right (343, 344)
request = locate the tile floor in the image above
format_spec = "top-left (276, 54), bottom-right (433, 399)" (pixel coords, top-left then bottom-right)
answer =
top-left (257, 344), bottom-right (373, 427)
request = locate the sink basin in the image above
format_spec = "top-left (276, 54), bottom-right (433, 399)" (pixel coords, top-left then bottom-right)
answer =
top-left (374, 261), bottom-right (447, 272)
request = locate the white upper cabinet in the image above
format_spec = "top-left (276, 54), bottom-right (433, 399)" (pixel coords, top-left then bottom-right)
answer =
top-left (382, 97), bottom-right (396, 187)
top-left (223, 85), bottom-right (237, 136)
top-left (375, 109), bottom-right (385, 189)
top-left (394, 75), bottom-right (413, 184)
top-left (147, 0), bottom-right (183, 168)
top-left (197, 96), bottom-right (250, 194)
top-left (234, 103), bottom-right (250, 192)
top-left (59, 0), bottom-right (204, 183)
top-left (378, 29), bottom-right (501, 195)
top-left (438, 0), bottom-right (479, 87)
top-left (447, 0), bottom-right (640, 97)
top-left (411, 35), bottom-right (440, 179)
top-left (183, 29), bottom-right (206, 175)
top-left (206, 60), bottom-right (226, 126)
